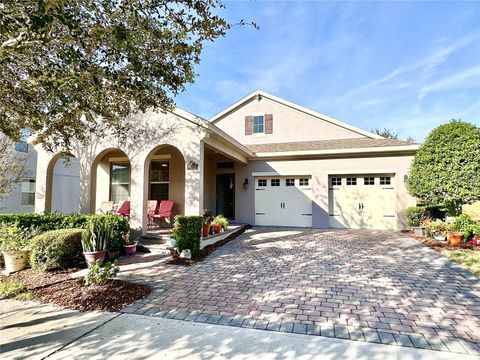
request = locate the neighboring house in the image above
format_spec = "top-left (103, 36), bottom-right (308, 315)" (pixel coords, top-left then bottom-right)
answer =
top-left (0, 137), bottom-right (80, 214)
top-left (33, 90), bottom-right (419, 235)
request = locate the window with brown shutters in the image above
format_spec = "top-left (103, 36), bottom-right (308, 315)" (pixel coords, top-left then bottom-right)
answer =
top-left (245, 116), bottom-right (253, 135)
top-left (265, 114), bottom-right (273, 134)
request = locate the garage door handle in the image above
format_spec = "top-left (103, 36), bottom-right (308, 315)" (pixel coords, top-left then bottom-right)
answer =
top-left (358, 203), bottom-right (361, 210)
top-left (361, 203), bottom-right (364, 210)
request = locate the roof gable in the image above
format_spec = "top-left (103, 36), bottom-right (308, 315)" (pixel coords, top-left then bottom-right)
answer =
top-left (210, 90), bottom-right (383, 140)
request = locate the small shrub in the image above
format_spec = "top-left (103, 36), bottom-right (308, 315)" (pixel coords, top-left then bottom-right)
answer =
top-left (0, 281), bottom-right (27, 299)
top-left (213, 215), bottom-right (229, 231)
top-left (0, 225), bottom-right (40, 251)
top-left (30, 229), bottom-right (85, 271)
top-left (405, 206), bottom-right (429, 227)
top-left (449, 214), bottom-right (478, 241)
top-left (426, 221), bottom-right (448, 237)
top-left (174, 215), bottom-right (202, 257)
top-left (84, 260), bottom-right (119, 286)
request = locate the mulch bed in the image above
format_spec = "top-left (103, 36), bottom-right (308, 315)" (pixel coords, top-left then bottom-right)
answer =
top-left (165, 225), bottom-right (251, 266)
top-left (403, 230), bottom-right (479, 253)
top-left (1, 268), bottom-right (151, 312)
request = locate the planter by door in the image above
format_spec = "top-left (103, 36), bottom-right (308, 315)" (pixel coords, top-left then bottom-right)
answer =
top-left (2, 250), bottom-right (29, 274)
top-left (84, 250), bottom-right (106, 264)
top-left (412, 226), bottom-right (425, 236)
top-left (124, 242), bottom-right (137, 256)
top-left (202, 224), bottom-right (210, 237)
top-left (214, 223), bottom-right (222, 234)
top-left (447, 232), bottom-right (464, 245)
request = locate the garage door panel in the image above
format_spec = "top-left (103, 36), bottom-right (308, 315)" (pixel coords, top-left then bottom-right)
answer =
top-left (329, 175), bottom-right (397, 230)
top-left (255, 177), bottom-right (312, 227)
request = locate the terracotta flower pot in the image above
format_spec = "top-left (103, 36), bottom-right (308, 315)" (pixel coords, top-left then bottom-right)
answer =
top-left (124, 242), bottom-right (138, 256)
top-left (214, 223), bottom-right (222, 234)
top-left (447, 231), bottom-right (464, 245)
top-left (83, 250), bottom-right (106, 264)
top-left (2, 250), bottom-right (29, 274)
top-left (202, 223), bottom-right (210, 237)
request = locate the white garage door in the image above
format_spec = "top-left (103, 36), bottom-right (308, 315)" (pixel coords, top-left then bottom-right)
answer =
top-left (255, 177), bottom-right (312, 227)
top-left (328, 174), bottom-right (396, 230)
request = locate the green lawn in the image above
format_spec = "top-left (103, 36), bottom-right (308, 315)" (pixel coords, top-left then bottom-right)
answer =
top-left (442, 250), bottom-right (480, 276)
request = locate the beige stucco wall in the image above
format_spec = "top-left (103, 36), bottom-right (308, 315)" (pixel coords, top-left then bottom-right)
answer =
top-left (35, 110), bottom-right (209, 236)
top-left (233, 154), bottom-right (416, 230)
top-left (214, 96), bottom-right (364, 145)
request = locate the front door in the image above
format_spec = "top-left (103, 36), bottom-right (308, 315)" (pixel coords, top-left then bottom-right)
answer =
top-left (216, 174), bottom-right (235, 219)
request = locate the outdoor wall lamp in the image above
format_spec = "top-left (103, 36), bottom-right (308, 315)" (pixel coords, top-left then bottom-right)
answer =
top-left (243, 178), bottom-right (249, 190)
top-left (403, 174), bottom-right (409, 183)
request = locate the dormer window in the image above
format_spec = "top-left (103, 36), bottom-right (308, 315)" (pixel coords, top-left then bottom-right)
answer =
top-left (253, 115), bottom-right (264, 134)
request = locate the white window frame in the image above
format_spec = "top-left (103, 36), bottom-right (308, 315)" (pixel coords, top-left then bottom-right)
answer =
top-left (299, 178), bottom-right (309, 186)
top-left (331, 177), bottom-right (342, 186)
top-left (364, 177), bottom-right (375, 185)
top-left (271, 179), bottom-right (280, 187)
top-left (286, 178), bottom-right (295, 186)
top-left (258, 179), bottom-right (267, 187)
top-left (20, 179), bottom-right (35, 206)
top-left (380, 176), bottom-right (391, 185)
top-left (346, 177), bottom-right (357, 186)
top-left (252, 115), bottom-right (265, 134)
top-left (149, 160), bottom-right (170, 200)
top-left (110, 162), bottom-right (130, 204)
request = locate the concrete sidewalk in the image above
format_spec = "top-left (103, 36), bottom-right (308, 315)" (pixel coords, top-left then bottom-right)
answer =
top-left (1, 300), bottom-right (478, 359)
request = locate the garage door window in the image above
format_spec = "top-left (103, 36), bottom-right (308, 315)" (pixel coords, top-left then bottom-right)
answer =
top-left (258, 179), bottom-right (267, 187)
top-left (380, 176), bottom-right (391, 185)
top-left (286, 179), bottom-right (295, 186)
top-left (364, 177), bottom-right (375, 185)
top-left (331, 177), bottom-right (341, 186)
top-left (271, 179), bottom-right (280, 186)
top-left (346, 177), bottom-right (357, 185)
top-left (299, 178), bottom-right (309, 186)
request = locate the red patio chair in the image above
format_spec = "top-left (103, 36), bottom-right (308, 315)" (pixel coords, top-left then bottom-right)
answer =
top-left (115, 200), bottom-right (130, 218)
top-left (154, 200), bottom-right (175, 226)
top-left (147, 200), bottom-right (158, 228)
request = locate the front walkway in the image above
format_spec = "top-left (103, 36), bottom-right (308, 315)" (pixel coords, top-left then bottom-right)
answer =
top-left (2, 300), bottom-right (476, 360)
top-left (118, 227), bottom-right (480, 355)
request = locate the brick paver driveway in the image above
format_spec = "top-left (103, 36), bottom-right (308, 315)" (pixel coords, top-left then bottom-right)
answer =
top-left (123, 227), bottom-right (480, 355)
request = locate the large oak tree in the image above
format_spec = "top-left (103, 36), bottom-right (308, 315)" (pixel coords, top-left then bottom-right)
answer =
top-left (0, 0), bottom-right (243, 150)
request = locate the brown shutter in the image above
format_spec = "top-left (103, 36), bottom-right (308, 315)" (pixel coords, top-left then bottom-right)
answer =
top-left (245, 116), bottom-right (253, 135)
top-left (265, 114), bottom-right (273, 134)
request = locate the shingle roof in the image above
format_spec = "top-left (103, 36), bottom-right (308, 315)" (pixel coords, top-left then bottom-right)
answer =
top-left (247, 138), bottom-right (417, 153)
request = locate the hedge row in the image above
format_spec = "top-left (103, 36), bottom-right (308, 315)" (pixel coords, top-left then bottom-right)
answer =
top-left (0, 214), bottom-right (128, 252)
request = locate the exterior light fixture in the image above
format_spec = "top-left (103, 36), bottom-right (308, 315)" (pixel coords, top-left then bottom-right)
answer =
top-left (243, 178), bottom-right (249, 190)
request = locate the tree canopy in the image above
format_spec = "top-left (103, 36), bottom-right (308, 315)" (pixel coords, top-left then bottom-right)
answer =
top-left (0, 0), bottom-right (243, 150)
top-left (407, 120), bottom-right (480, 214)
top-left (371, 127), bottom-right (415, 142)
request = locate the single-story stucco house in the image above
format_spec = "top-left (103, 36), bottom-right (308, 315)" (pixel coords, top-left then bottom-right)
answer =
top-left (34, 90), bottom-right (419, 236)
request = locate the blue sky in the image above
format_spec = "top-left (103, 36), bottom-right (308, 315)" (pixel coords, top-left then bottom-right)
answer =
top-left (176, 1), bottom-right (480, 141)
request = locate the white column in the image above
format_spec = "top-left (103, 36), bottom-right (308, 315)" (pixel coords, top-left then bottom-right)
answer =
top-left (78, 157), bottom-right (93, 214)
top-left (184, 141), bottom-right (204, 215)
top-left (34, 146), bottom-right (51, 214)
top-left (129, 157), bottom-right (147, 237)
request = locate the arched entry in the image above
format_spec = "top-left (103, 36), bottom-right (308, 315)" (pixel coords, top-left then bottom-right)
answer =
top-left (144, 145), bottom-right (185, 227)
top-left (91, 148), bottom-right (131, 213)
top-left (45, 153), bottom-right (80, 213)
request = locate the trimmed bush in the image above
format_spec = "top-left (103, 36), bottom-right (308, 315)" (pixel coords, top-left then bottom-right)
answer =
top-left (0, 214), bottom-right (128, 252)
top-left (30, 229), bottom-right (85, 271)
top-left (173, 215), bottom-right (202, 257)
top-left (405, 206), bottom-right (429, 227)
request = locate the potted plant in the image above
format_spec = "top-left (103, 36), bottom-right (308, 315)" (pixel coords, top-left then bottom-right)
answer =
top-left (213, 215), bottom-right (229, 233)
top-left (124, 233), bottom-right (138, 256)
top-left (202, 209), bottom-right (213, 238)
top-left (82, 219), bottom-right (110, 264)
top-left (0, 225), bottom-right (38, 274)
top-left (405, 206), bottom-right (428, 236)
top-left (470, 224), bottom-right (480, 246)
top-left (446, 222), bottom-right (464, 246)
top-left (427, 221), bottom-right (447, 241)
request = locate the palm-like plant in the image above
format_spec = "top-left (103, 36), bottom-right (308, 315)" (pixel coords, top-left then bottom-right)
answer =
top-left (81, 219), bottom-right (112, 252)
